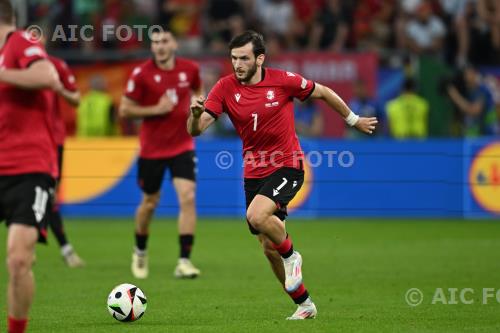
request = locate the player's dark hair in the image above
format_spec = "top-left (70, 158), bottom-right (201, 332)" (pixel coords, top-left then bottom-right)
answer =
top-left (229, 30), bottom-right (266, 58)
top-left (0, 0), bottom-right (14, 25)
top-left (150, 24), bottom-right (173, 36)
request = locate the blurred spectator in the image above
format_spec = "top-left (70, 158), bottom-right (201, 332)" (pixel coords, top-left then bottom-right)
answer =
top-left (348, 80), bottom-right (382, 138)
top-left (456, 0), bottom-right (500, 66)
top-left (204, 0), bottom-right (244, 52)
top-left (252, 0), bottom-right (295, 48)
top-left (294, 99), bottom-right (324, 137)
top-left (447, 66), bottom-right (496, 136)
top-left (77, 75), bottom-right (116, 137)
top-left (483, 75), bottom-right (500, 135)
top-left (403, 1), bottom-right (446, 57)
top-left (159, 0), bottom-right (204, 53)
top-left (386, 78), bottom-right (429, 139)
top-left (352, 0), bottom-right (396, 52)
top-left (308, 0), bottom-right (349, 51)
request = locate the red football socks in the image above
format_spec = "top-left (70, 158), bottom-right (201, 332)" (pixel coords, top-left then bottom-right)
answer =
top-left (272, 234), bottom-right (294, 258)
top-left (8, 317), bottom-right (28, 333)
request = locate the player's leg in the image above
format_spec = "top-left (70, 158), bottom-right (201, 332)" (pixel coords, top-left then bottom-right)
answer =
top-left (257, 233), bottom-right (285, 284)
top-left (6, 224), bottom-right (37, 333)
top-left (246, 168), bottom-right (316, 319)
top-left (257, 232), bottom-right (315, 319)
top-left (170, 151), bottom-right (200, 278)
top-left (132, 158), bottom-right (166, 279)
top-left (49, 145), bottom-right (84, 267)
top-left (4, 174), bottom-right (53, 333)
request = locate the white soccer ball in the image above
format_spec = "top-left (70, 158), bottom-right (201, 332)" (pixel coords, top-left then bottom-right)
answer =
top-left (107, 283), bottom-right (147, 322)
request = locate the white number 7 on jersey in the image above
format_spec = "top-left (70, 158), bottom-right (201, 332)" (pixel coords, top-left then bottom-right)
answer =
top-left (252, 113), bottom-right (258, 131)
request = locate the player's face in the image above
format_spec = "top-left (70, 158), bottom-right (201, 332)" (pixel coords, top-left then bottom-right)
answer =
top-left (151, 32), bottom-right (177, 63)
top-left (231, 43), bottom-right (261, 83)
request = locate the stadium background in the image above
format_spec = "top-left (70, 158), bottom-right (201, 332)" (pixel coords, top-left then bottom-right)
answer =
top-left (19, 0), bottom-right (499, 218)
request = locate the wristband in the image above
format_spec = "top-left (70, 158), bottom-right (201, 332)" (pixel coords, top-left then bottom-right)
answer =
top-left (345, 111), bottom-right (359, 127)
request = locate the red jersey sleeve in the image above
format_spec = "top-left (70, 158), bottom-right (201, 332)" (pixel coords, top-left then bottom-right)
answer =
top-left (14, 31), bottom-right (48, 69)
top-left (53, 58), bottom-right (77, 92)
top-left (204, 79), bottom-right (225, 119)
top-left (124, 67), bottom-right (145, 103)
top-left (282, 71), bottom-right (315, 101)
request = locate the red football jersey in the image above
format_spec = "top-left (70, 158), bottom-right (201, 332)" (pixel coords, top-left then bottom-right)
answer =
top-left (0, 30), bottom-right (56, 176)
top-left (205, 68), bottom-right (315, 178)
top-left (125, 58), bottom-right (201, 159)
top-left (49, 55), bottom-right (78, 146)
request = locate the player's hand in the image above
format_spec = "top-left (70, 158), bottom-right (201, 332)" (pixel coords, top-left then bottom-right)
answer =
top-left (155, 95), bottom-right (174, 115)
top-left (190, 95), bottom-right (205, 118)
top-left (354, 117), bottom-right (378, 135)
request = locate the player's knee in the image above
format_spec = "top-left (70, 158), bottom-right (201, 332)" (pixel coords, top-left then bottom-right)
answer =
top-left (142, 193), bottom-right (160, 211)
top-left (246, 208), bottom-right (268, 230)
top-left (179, 189), bottom-right (195, 208)
top-left (7, 252), bottom-right (32, 278)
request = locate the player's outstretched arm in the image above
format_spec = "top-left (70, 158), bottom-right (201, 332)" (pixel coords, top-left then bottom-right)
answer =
top-left (187, 95), bottom-right (215, 136)
top-left (311, 82), bottom-right (378, 135)
top-left (119, 96), bottom-right (173, 119)
top-left (0, 60), bottom-right (60, 90)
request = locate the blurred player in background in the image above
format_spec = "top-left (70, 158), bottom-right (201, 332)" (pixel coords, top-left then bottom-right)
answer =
top-left (0, 1), bottom-right (63, 332)
top-left (32, 28), bottom-right (85, 267)
top-left (188, 30), bottom-right (377, 320)
top-left (120, 28), bottom-right (203, 279)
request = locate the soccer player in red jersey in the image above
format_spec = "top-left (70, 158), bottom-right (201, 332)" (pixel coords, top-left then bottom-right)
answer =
top-left (120, 28), bottom-right (203, 279)
top-left (47, 54), bottom-right (86, 267)
top-left (0, 1), bottom-right (63, 332)
top-left (188, 31), bottom-right (378, 319)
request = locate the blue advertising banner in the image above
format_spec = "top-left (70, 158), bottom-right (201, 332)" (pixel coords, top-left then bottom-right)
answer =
top-left (59, 138), bottom-right (499, 218)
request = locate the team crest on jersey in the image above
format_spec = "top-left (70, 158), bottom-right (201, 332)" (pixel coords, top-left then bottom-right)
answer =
top-left (179, 72), bottom-right (187, 81)
top-left (154, 74), bottom-right (161, 83)
top-left (266, 90), bottom-right (275, 100)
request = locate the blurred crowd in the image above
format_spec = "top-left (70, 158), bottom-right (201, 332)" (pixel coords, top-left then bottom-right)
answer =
top-left (27, 0), bottom-right (500, 139)
top-left (30, 0), bottom-right (500, 67)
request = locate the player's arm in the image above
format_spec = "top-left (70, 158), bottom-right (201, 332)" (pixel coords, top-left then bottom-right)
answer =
top-left (0, 60), bottom-right (60, 90)
top-left (56, 87), bottom-right (80, 107)
top-left (310, 83), bottom-right (378, 134)
top-left (119, 95), bottom-right (173, 119)
top-left (447, 86), bottom-right (483, 116)
top-left (187, 96), bottom-right (216, 136)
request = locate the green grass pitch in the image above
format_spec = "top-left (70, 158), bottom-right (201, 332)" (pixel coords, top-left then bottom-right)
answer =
top-left (1, 218), bottom-right (500, 332)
